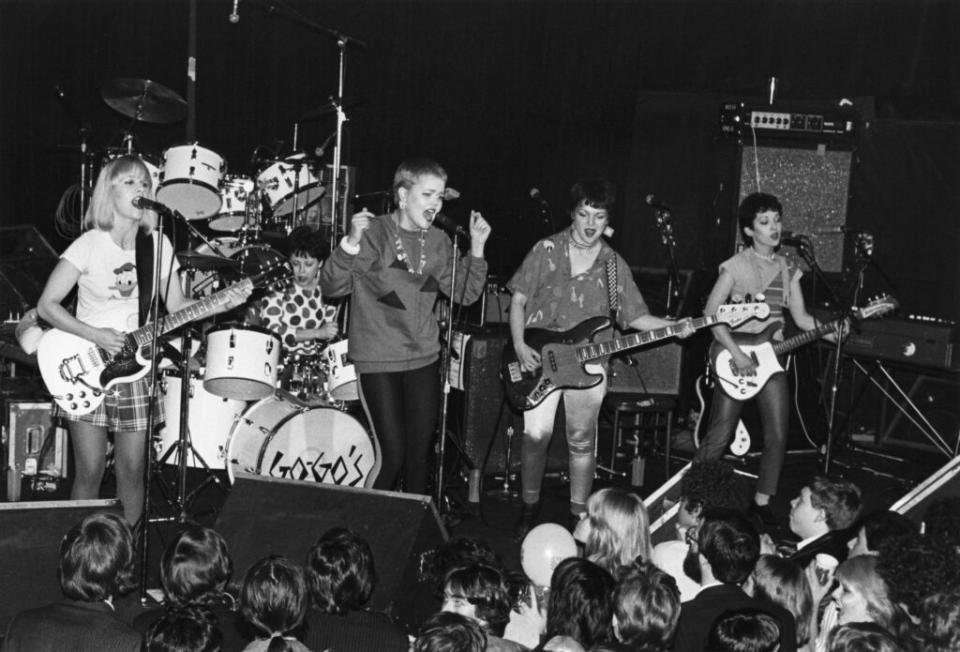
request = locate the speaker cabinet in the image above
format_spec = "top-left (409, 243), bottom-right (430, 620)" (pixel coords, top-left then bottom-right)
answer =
top-left (0, 499), bottom-right (123, 631)
top-left (608, 344), bottom-right (683, 396)
top-left (215, 474), bottom-right (447, 630)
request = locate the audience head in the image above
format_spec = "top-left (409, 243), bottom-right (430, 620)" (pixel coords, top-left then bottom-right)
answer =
top-left (790, 476), bottom-right (862, 539)
top-left (918, 586), bottom-right (960, 652)
top-left (59, 512), bottom-right (136, 602)
top-left (826, 622), bottom-right (906, 652)
top-left (707, 609), bottom-right (781, 652)
top-left (848, 510), bottom-right (917, 557)
top-left (305, 527), bottom-right (376, 615)
top-left (694, 508), bottom-right (760, 585)
top-left (425, 536), bottom-right (500, 589)
top-left (160, 526), bottom-right (233, 607)
top-left (414, 611), bottom-right (486, 652)
top-left (748, 554), bottom-right (813, 647)
top-left (612, 560), bottom-right (680, 650)
top-left (677, 460), bottom-right (745, 531)
top-left (145, 603), bottom-right (222, 652)
top-left (923, 496), bottom-right (960, 553)
top-left (875, 531), bottom-right (959, 620)
top-left (574, 487), bottom-right (652, 575)
top-left (441, 563), bottom-right (512, 637)
top-left (546, 557), bottom-right (615, 648)
top-left (834, 555), bottom-right (906, 633)
top-left (239, 556), bottom-right (308, 644)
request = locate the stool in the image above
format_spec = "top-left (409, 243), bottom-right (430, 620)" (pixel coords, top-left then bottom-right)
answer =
top-left (598, 395), bottom-right (676, 485)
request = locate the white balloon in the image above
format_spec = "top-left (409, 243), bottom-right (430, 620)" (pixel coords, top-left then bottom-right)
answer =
top-left (520, 523), bottom-right (578, 587)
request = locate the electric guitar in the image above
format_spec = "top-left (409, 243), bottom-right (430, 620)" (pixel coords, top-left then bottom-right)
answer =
top-left (711, 294), bottom-right (898, 401)
top-left (501, 302), bottom-right (770, 411)
top-left (37, 264), bottom-right (289, 416)
top-left (691, 370), bottom-right (752, 456)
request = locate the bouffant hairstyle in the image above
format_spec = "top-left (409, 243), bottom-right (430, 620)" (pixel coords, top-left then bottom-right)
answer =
top-left (305, 527), bottom-right (376, 615)
top-left (59, 512), bottom-right (136, 601)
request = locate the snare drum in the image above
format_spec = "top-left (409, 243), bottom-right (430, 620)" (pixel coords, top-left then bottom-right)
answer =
top-left (226, 392), bottom-right (379, 488)
top-left (208, 175), bottom-right (255, 232)
top-left (257, 158), bottom-right (325, 217)
top-left (157, 143), bottom-right (225, 220)
top-left (204, 325), bottom-right (280, 400)
top-left (322, 339), bottom-right (358, 401)
top-left (158, 370), bottom-right (245, 468)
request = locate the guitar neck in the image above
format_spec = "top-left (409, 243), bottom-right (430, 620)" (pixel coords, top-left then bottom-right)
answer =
top-left (130, 280), bottom-right (249, 348)
top-left (770, 319), bottom-right (839, 356)
top-left (577, 315), bottom-right (717, 362)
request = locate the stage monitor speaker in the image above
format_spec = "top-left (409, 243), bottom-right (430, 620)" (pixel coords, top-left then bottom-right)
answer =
top-left (215, 474), bottom-right (447, 631)
top-left (0, 498), bottom-right (123, 632)
top-left (890, 456), bottom-right (960, 526)
top-left (737, 142), bottom-right (852, 273)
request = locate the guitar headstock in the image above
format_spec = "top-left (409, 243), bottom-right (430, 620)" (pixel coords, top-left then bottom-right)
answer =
top-left (853, 294), bottom-right (898, 320)
top-left (717, 301), bottom-right (771, 327)
top-left (250, 260), bottom-right (294, 292)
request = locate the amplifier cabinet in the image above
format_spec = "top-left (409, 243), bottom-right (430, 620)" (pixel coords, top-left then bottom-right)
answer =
top-left (4, 401), bottom-right (68, 501)
top-left (844, 318), bottom-right (955, 371)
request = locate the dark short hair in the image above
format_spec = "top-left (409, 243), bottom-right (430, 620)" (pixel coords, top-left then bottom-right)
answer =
top-left (707, 609), bottom-right (781, 652)
top-left (567, 178), bottom-right (616, 217)
top-left (697, 509), bottom-right (760, 584)
top-left (424, 536), bottom-right (500, 589)
top-left (145, 603), bottom-right (222, 652)
top-left (808, 476), bottom-right (862, 531)
top-left (826, 622), bottom-right (907, 652)
top-left (59, 512), bottom-right (136, 601)
top-left (240, 555), bottom-right (308, 639)
top-left (443, 563), bottom-right (512, 636)
top-left (919, 586), bottom-right (960, 652)
top-left (680, 461), bottom-right (745, 515)
top-left (923, 496), bottom-right (960, 551)
top-left (546, 558), bottom-right (615, 648)
top-left (613, 560), bottom-right (680, 649)
top-left (858, 510), bottom-right (917, 552)
top-left (414, 611), bottom-right (486, 652)
top-left (286, 226), bottom-right (329, 261)
top-left (161, 526), bottom-right (233, 606)
top-left (737, 192), bottom-right (783, 245)
top-left (305, 527), bottom-right (376, 615)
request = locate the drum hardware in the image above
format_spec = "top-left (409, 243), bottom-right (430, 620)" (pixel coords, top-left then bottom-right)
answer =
top-left (257, 154), bottom-right (326, 236)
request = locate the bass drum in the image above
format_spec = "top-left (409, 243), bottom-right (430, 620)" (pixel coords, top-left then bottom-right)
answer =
top-left (226, 392), bottom-right (379, 488)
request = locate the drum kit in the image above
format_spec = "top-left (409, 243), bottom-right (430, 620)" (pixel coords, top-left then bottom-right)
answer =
top-left (91, 77), bottom-right (379, 494)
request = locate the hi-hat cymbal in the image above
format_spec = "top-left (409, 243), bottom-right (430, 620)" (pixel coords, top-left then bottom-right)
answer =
top-left (300, 98), bottom-right (365, 122)
top-left (102, 78), bottom-right (187, 124)
top-left (176, 251), bottom-right (241, 272)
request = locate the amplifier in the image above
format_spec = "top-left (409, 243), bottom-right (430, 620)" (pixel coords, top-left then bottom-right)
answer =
top-left (720, 102), bottom-right (857, 141)
top-left (4, 400), bottom-right (69, 501)
top-left (844, 318), bottom-right (956, 371)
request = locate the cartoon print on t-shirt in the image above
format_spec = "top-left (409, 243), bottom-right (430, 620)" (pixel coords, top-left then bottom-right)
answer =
top-left (111, 262), bottom-right (138, 298)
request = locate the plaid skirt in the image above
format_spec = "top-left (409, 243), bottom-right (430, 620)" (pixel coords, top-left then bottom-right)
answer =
top-left (53, 374), bottom-right (163, 432)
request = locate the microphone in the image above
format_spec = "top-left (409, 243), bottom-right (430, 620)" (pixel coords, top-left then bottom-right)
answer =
top-left (645, 194), bottom-right (671, 212)
top-left (530, 187), bottom-right (549, 209)
top-left (779, 230), bottom-right (810, 247)
top-left (133, 196), bottom-right (173, 215)
top-left (229, 0), bottom-right (239, 23)
top-left (428, 211), bottom-right (468, 237)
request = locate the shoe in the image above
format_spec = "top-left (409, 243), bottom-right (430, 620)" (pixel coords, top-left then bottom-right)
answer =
top-left (514, 501), bottom-right (541, 542)
top-left (748, 502), bottom-right (780, 532)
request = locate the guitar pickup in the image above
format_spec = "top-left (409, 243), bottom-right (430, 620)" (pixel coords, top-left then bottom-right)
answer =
top-left (507, 362), bottom-right (523, 383)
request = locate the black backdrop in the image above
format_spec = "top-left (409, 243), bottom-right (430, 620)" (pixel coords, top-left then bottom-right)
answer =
top-left (1, 0), bottom-right (958, 318)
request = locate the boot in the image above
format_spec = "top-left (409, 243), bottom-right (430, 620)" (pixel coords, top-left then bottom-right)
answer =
top-left (514, 501), bottom-right (541, 542)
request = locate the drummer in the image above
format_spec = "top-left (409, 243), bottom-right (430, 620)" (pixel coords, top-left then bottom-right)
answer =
top-left (247, 225), bottom-right (339, 389)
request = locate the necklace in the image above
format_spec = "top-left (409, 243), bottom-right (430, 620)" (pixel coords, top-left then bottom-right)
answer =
top-left (750, 247), bottom-right (776, 262)
top-left (395, 217), bottom-right (427, 276)
top-left (569, 229), bottom-right (600, 252)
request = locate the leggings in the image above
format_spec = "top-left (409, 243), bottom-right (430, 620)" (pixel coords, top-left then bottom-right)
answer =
top-left (694, 372), bottom-right (789, 497)
top-left (358, 361), bottom-right (440, 494)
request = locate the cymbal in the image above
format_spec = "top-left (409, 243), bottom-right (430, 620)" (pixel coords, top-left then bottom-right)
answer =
top-left (101, 78), bottom-right (187, 124)
top-left (176, 251), bottom-right (241, 272)
top-left (300, 98), bottom-right (364, 122)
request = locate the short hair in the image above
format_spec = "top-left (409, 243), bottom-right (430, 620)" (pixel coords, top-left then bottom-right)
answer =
top-left (305, 527), bottom-right (376, 615)
top-left (86, 154), bottom-right (157, 233)
top-left (414, 611), bottom-right (486, 652)
top-left (393, 157), bottom-right (448, 203)
top-left (613, 560), bottom-right (680, 649)
top-left (826, 622), bottom-right (906, 652)
top-left (443, 563), bottom-right (512, 636)
top-left (583, 487), bottom-right (652, 575)
top-left (858, 510), bottom-right (917, 553)
top-left (918, 586), bottom-right (960, 652)
top-left (286, 226), bottom-right (328, 261)
top-left (737, 192), bottom-right (782, 246)
top-left (567, 178), bottom-right (616, 216)
top-left (161, 526), bottom-right (233, 607)
top-left (680, 461), bottom-right (745, 515)
top-left (145, 603), bottom-right (222, 652)
top-left (750, 554), bottom-right (813, 646)
top-left (697, 509), bottom-right (760, 584)
top-left (59, 512), bottom-right (136, 602)
top-left (875, 532), bottom-right (959, 619)
top-left (424, 536), bottom-right (500, 589)
top-left (923, 496), bottom-right (960, 551)
top-left (808, 476), bottom-right (862, 531)
top-left (707, 609), bottom-right (781, 652)
top-left (239, 555), bottom-right (309, 639)
top-left (546, 558), bottom-right (615, 648)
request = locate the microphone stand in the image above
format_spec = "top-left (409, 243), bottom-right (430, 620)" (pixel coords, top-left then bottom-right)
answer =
top-left (653, 208), bottom-right (683, 316)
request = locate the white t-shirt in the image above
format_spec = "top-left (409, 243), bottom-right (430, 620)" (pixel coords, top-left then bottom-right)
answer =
top-left (61, 229), bottom-right (178, 332)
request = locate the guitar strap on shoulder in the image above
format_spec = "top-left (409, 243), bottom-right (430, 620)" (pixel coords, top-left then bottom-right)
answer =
top-left (605, 257), bottom-right (620, 324)
top-left (135, 229), bottom-right (154, 327)
top-left (779, 257), bottom-right (791, 307)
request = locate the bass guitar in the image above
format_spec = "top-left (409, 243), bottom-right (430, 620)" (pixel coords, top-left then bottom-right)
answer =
top-left (711, 294), bottom-right (898, 401)
top-left (501, 302), bottom-right (770, 411)
top-left (38, 264), bottom-right (288, 416)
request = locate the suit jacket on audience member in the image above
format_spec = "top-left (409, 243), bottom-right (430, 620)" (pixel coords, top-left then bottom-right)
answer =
top-left (672, 584), bottom-right (797, 652)
top-left (3, 600), bottom-right (142, 652)
top-left (788, 528), bottom-right (853, 570)
top-left (300, 608), bottom-right (409, 652)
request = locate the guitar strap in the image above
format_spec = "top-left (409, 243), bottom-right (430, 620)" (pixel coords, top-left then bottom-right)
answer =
top-left (779, 257), bottom-right (791, 307)
top-left (135, 229), bottom-right (154, 327)
top-left (605, 257), bottom-right (619, 324)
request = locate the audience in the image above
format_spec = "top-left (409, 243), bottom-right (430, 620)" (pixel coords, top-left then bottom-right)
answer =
top-left (707, 609), bottom-right (782, 652)
top-left (539, 558), bottom-right (615, 651)
top-left (238, 555), bottom-right (311, 652)
top-left (3, 512), bottom-right (142, 652)
top-left (609, 560), bottom-right (680, 652)
top-left (825, 622), bottom-right (906, 652)
top-left (673, 508), bottom-right (797, 652)
top-left (573, 487), bottom-right (652, 577)
top-left (747, 554), bottom-right (814, 651)
top-left (441, 563), bottom-right (527, 651)
top-left (847, 510), bottom-right (916, 557)
top-left (787, 476), bottom-right (862, 570)
top-left (921, 496), bottom-right (960, 554)
top-left (414, 611), bottom-right (487, 652)
top-left (917, 586), bottom-right (960, 652)
top-left (145, 603), bottom-right (223, 652)
top-left (301, 527), bottom-right (407, 651)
